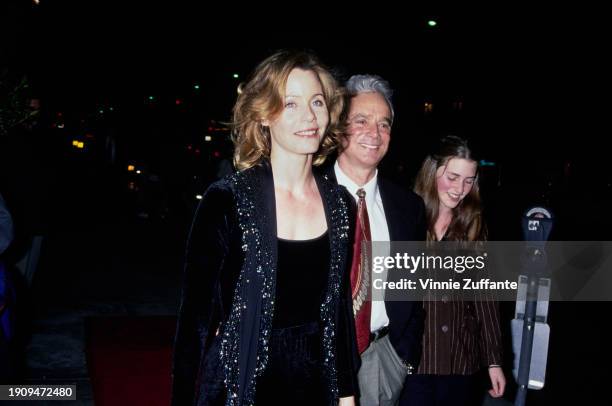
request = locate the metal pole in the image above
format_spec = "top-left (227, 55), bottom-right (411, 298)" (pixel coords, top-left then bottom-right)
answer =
top-left (515, 274), bottom-right (539, 406)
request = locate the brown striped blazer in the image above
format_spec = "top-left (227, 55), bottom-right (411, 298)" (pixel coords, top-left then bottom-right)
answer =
top-left (418, 295), bottom-right (503, 375)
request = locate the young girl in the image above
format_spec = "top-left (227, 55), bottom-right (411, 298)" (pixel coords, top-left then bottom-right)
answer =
top-left (400, 135), bottom-right (505, 406)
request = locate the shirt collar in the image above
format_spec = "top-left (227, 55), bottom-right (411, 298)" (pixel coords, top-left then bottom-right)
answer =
top-left (334, 161), bottom-right (379, 208)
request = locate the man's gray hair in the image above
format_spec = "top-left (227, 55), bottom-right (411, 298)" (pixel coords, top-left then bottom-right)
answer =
top-left (345, 74), bottom-right (395, 123)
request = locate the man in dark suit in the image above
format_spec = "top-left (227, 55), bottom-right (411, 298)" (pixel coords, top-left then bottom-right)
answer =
top-left (326, 74), bottom-right (426, 405)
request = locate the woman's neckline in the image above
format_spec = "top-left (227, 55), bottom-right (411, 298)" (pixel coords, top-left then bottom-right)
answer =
top-left (277, 230), bottom-right (329, 243)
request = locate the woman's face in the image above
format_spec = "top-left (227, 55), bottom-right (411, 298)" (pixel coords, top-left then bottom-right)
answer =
top-left (436, 157), bottom-right (478, 211)
top-left (264, 68), bottom-right (329, 158)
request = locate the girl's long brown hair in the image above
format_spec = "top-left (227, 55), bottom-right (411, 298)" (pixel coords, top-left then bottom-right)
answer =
top-left (414, 135), bottom-right (487, 242)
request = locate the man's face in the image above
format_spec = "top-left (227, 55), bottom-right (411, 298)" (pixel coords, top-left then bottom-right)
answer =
top-left (341, 92), bottom-right (392, 172)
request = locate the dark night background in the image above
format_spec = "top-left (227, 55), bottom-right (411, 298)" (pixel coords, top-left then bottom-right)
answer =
top-left (0, 1), bottom-right (609, 405)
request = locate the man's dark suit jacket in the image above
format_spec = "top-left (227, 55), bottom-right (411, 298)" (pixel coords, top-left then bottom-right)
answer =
top-left (322, 164), bottom-right (427, 369)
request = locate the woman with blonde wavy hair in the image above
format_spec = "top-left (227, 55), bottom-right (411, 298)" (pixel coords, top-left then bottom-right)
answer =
top-left (172, 50), bottom-right (359, 406)
top-left (400, 135), bottom-right (505, 406)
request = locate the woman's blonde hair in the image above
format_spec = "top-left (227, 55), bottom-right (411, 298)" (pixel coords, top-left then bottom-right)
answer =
top-left (414, 135), bottom-right (487, 242)
top-left (231, 50), bottom-right (344, 171)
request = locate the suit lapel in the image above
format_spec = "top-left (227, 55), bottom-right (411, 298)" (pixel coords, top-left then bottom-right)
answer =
top-left (378, 177), bottom-right (401, 241)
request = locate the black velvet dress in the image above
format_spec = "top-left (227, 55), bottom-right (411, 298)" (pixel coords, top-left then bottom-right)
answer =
top-left (171, 163), bottom-right (360, 406)
top-left (255, 231), bottom-right (331, 404)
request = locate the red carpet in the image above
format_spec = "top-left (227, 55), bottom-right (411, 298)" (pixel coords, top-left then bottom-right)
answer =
top-left (85, 316), bottom-right (177, 406)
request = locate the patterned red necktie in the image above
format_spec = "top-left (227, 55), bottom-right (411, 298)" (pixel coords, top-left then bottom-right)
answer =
top-left (350, 188), bottom-right (372, 354)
